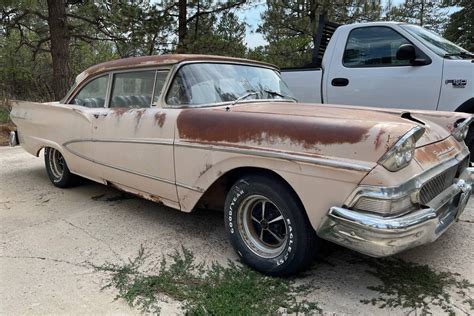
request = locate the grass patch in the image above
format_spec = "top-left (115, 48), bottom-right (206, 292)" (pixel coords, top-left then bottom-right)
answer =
top-left (0, 108), bottom-right (10, 124)
top-left (94, 246), bottom-right (321, 315)
top-left (361, 258), bottom-right (473, 315)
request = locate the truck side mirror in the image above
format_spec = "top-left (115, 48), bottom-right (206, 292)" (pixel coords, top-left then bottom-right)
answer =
top-left (396, 44), bottom-right (430, 66)
top-left (396, 44), bottom-right (416, 61)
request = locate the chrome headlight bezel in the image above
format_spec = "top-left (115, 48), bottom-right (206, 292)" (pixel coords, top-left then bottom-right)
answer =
top-left (452, 117), bottom-right (473, 142)
top-left (379, 126), bottom-right (425, 172)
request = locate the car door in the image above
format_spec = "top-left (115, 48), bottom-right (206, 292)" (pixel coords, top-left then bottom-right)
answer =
top-left (89, 69), bottom-right (179, 207)
top-left (62, 74), bottom-right (110, 183)
top-left (325, 25), bottom-right (442, 110)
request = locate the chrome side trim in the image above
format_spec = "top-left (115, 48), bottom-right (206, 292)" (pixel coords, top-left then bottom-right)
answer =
top-left (62, 143), bottom-right (203, 193)
top-left (175, 141), bottom-right (374, 172)
top-left (63, 138), bottom-right (174, 147)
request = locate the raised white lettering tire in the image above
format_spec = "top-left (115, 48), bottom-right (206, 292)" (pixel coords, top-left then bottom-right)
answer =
top-left (224, 175), bottom-right (319, 276)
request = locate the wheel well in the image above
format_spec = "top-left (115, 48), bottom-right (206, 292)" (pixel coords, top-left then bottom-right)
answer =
top-left (195, 167), bottom-right (303, 212)
top-left (455, 98), bottom-right (474, 113)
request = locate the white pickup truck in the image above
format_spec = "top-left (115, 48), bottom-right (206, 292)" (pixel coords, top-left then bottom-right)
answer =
top-left (281, 21), bottom-right (474, 158)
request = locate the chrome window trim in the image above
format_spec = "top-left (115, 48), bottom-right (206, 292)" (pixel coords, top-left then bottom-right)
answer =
top-left (346, 150), bottom-right (470, 207)
top-left (107, 68), bottom-right (169, 109)
top-left (67, 74), bottom-right (111, 108)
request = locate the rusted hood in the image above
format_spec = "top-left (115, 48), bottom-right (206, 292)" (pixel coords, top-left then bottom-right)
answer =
top-left (231, 102), bottom-right (469, 146)
top-left (176, 102), bottom-right (464, 165)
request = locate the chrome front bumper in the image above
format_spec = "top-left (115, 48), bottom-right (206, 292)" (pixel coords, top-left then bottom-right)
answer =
top-left (319, 167), bottom-right (472, 257)
top-left (8, 131), bottom-right (18, 147)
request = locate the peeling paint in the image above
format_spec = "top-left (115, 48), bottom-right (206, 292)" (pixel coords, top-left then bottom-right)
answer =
top-left (177, 108), bottom-right (371, 149)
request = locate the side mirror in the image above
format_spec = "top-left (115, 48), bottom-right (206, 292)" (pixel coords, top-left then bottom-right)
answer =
top-left (396, 44), bottom-right (430, 66)
top-left (396, 44), bottom-right (416, 61)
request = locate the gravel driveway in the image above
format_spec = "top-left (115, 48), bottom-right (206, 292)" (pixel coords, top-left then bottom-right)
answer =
top-left (1, 146), bottom-right (473, 315)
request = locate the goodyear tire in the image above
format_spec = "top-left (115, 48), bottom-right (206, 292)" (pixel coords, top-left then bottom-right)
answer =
top-left (44, 147), bottom-right (78, 188)
top-left (224, 175), bottom-right (319, 276)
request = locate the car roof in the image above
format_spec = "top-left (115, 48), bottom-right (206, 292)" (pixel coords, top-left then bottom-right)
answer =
top-left (75, 54), bottom-right (278, 84)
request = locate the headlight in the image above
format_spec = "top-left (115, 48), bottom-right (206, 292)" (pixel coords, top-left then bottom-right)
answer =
top-left (379, 126), bottom-right (425, 172)
top-left (452, 117), bottom-right (473, 142)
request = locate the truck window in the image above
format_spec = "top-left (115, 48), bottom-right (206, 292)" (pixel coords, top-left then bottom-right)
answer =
top-left (343, 27), bottom-right (412, 67)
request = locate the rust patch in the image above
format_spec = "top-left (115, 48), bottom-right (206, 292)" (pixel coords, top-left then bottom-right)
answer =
top-left (415, 138), bottom-right (460, 165)
top-left (154, 112), bottom-right (167, 128)
top-left (199, 163), bottom-right (213, 177)
top-left (112, 107), bottom-right (130, 117)
top-left (374, 129), bottom-right (386, 150)
top-left (177, 109), bottom-right (372, 148)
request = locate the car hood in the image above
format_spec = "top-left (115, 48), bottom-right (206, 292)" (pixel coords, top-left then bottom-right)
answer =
top-left (176, 102), bottom-right (469, 166)
top-left (232, 102), bottom-right (471, 147)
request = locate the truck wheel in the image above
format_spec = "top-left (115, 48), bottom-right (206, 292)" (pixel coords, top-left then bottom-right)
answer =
top-left (44, 147), bottom-right (78, 188)
top-left (224, 175), bottom-right (319, 276)
top-left (466, 124), bottom-right (474, 163)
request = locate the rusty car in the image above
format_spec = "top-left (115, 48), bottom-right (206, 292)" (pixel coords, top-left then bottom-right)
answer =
top-left (9, 54), bottom-right (474, 276)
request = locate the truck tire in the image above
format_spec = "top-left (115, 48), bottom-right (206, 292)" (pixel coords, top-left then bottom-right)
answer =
top-left (224, 175), bottom-right (319, 276)
top-left (44, 147), bottom-right (78, 188)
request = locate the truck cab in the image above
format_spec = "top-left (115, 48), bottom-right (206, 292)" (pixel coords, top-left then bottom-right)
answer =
top-left (283, 22), bottom-right (473, 112)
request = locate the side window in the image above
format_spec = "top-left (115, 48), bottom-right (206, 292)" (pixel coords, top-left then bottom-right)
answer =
top-left (71, 75), bottom-right (108, 108)
top-left (152, 71), bottom-right (169, 104)
top-left (343, 27), bottom-right (412, 67)
top-left (110, 71), bottom-right (155, 108)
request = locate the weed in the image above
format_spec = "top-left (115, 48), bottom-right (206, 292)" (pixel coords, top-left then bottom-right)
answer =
top-left (0, 108), bottom-right (10, 124)
top-left (361, 257), bottom-right (473, 315)
top-left (94, 246), bottom-right (321, 315)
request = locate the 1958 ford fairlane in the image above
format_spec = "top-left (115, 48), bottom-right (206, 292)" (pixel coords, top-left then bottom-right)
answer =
top-left (9, 55), bottom-right (474, 276)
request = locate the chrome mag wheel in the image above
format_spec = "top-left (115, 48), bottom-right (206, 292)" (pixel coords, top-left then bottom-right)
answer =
top-left (47, 148), bottom-right (65, 180)
top-left (237, 194), bottom-right (288, 258)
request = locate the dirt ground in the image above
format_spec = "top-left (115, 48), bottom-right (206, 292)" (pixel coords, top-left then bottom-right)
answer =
top-left (1, 146), bottom-right (473, 315)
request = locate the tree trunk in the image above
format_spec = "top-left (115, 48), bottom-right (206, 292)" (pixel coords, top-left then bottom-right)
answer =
top-left (47, 0), bottom-right (70, 100)
top-left (177, 0), bottom-right (187, 53)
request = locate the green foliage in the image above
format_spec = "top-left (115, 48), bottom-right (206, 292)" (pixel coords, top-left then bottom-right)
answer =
top-left (0, 108), bottom-right (10, 124)
top-left (254, 0), bottom-right (383, 68)
top-left (383, 0), bottom-right (448, 34)
top-left (443, 0), bottom-right (473, 51)
top-left (94, 246), bottom-right (322, 315)
top-left (361, 258), bottom-right (474, 315)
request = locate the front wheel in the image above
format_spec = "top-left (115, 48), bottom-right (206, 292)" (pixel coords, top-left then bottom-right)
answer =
top-left (224, 175), bottom-right (319, 276)
top-left (44, 147), bottom-right (78, 188)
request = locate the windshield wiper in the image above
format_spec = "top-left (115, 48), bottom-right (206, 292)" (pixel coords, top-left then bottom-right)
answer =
top-left (263, 89), bottom-right (298, 102)
top-left (444, 51), bottom-right (474, 58)
top-left (230, 91), bottom-right (259, 106)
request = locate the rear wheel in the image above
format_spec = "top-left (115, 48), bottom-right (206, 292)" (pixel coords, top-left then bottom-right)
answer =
top-left (224, 175), bottom-right (319, 276)
top-left (44, 147), bottom-right (78, 188)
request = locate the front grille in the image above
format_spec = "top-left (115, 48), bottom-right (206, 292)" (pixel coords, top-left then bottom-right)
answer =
top-left (419, 157), bottom-right (468, 205)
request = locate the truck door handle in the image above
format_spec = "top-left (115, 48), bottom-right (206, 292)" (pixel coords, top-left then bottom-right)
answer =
top-left (331, 78), bottom-right (349, 87)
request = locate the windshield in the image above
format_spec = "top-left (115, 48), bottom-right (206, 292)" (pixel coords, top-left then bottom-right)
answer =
top-left (166, 63), bottom-right (294, 107)
top-left (401, 24), bottom-right (471, 58)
